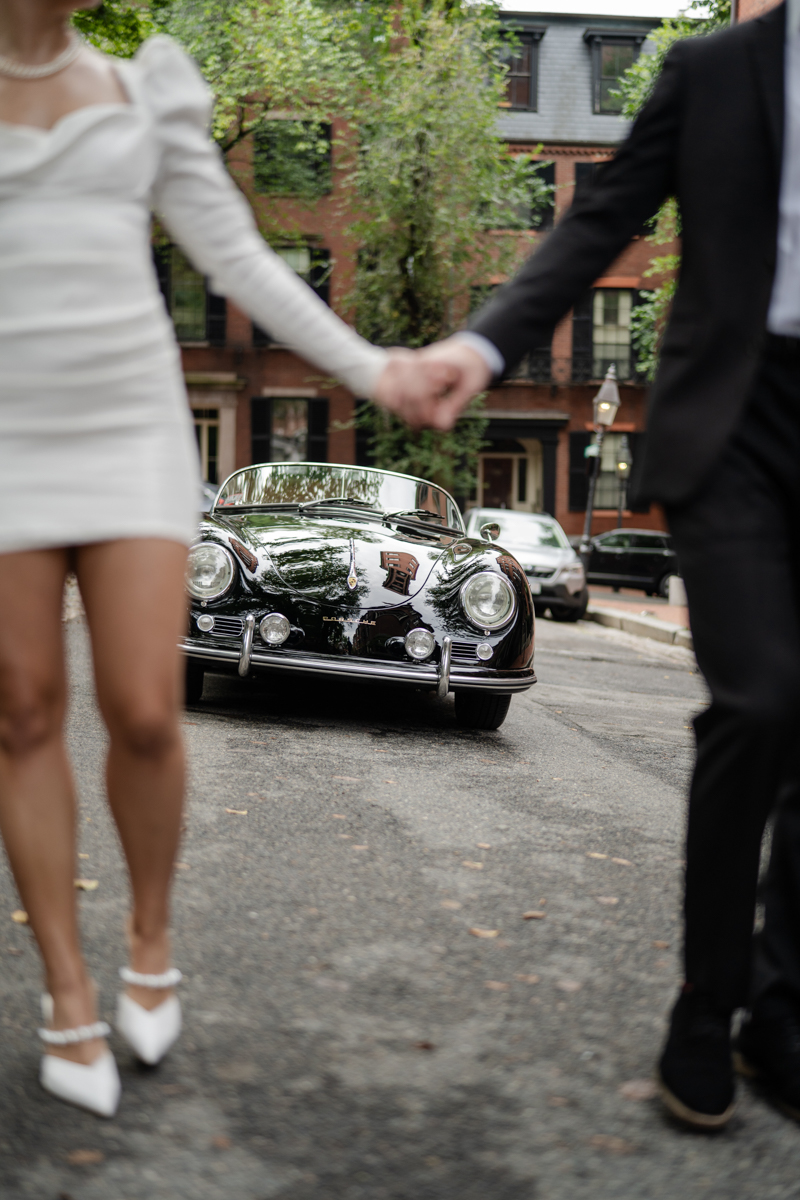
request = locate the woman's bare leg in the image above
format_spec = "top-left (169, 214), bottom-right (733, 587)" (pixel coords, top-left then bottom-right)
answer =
top-left (0, 549), bottom-right (104, 1065)
top-left (76, 539), bottom-right (188, 1012)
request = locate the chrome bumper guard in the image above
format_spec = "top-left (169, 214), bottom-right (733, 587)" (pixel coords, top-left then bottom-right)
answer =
top-left (179, 637), bottom-right (535, 694)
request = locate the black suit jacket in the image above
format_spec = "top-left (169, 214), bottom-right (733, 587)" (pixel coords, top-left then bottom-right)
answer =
top-left (470, 4), bottom-right (785, 505)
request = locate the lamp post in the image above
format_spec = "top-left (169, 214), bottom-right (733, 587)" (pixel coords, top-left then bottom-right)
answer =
top-left (579, 364), bottom-right (621, 572)
top-left (615, 434), bottom-right (632, 529)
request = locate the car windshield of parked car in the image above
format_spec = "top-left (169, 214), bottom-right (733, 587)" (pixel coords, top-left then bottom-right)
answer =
top-left (469, 511), bottom-right (570, 550)
top-left (216, 463), bottom-right (463, 530)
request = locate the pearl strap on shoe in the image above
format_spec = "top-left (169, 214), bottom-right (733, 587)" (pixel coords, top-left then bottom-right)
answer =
top-left (119, 967), bottom-right (183, 989)
top-left (38, 1021), bottom-right (111, 1045)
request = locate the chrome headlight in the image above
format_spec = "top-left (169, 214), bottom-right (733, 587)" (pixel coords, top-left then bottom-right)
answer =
top-left (460, 571), bottom-right (516, 630)
top-left (186, 542), bottom-right (236, 601)
top-left (405, 628), bottom-right (435, 661)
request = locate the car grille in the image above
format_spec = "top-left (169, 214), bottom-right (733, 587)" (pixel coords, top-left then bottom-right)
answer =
top-left (526, 567), bottom-right (556, 580)
top-left (194, 615), bottom-right (244, 637)
top-left (449, 640), bottom-right (480, 663)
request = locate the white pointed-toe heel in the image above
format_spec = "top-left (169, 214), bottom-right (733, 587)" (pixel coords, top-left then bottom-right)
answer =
top-left (38, 995), bottom-right (121, 1118)
top-left (116, 967), bottom-right (182, 1066)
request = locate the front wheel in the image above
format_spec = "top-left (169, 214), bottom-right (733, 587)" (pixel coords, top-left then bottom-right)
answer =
top-left (657, 573), bottom-right (671, 599)
top-left (550, 587), bottom-right (589, 623)
top-left (454, 692), bottom-right (512, 731)
top-left (185, 657), bottom-right (205, 706)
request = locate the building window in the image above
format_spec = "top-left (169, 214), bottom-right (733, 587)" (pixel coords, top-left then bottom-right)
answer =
top-left (251, 397), bottom-right (329, 464)
top-left (253, 120), bottom-right (332, 198)
top-left (569, 430), bottom-right (650, 512)
top-left (154, 245), bottom-right (227, 346)
top-left (501, 31), bottom-right (544, 111)
top-left (584, 33), bottom-right (644, 115)
top-left (253, 247), bottom-right (331, 347)
top-left (193, 407), bottom-right (220, 484)
top-left (574, 160), bottom-right (600, 196)
top-left (528, 161), bottom-right (555, 230)
top-left (572, 288), bottom-right (638, 382)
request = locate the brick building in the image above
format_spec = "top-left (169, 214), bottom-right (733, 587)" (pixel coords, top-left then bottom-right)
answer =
top-left (168, 8), bottom-right (675, 534)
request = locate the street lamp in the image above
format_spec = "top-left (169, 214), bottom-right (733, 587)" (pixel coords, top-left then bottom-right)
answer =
top-left (615, 434), bottom-right (632, 529)
top-left (579, 364), bottom-right (621, 571)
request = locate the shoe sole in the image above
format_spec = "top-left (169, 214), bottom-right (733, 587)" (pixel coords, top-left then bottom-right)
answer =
top-left (733, 1051), bottom-right (800, 1124)
top-left (657, 1071), bottom-right (736, 1130)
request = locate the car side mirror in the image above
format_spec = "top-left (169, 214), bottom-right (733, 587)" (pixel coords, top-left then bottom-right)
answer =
top-left (480, 522), bottom-right (501, 542)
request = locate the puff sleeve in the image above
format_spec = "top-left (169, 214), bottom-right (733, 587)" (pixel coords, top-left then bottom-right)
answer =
top-left (135, 36), bottom-right (388, 399)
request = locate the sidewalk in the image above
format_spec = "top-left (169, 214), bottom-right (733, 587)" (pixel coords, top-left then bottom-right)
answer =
top-left (583, 586), bottom-right (693, 650)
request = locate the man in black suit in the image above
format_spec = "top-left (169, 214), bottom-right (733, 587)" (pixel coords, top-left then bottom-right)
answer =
top-left (418, 1), bottom-right (800, 1129)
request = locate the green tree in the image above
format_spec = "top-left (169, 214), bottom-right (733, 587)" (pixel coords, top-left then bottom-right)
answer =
top-left (617, 0), bottom-right (730, 379)
top-left (73, 1), bottom-right (155, 57)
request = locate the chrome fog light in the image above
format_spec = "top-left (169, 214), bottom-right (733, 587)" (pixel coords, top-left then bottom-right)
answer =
top-left (260, 612), bottom-right (290, 646)
top-left (476, 642), bottom-right (493, 661)
top-left (196, 614), bottom-right (215, 632)
top-left (405, 628), bottom-right (435, 661)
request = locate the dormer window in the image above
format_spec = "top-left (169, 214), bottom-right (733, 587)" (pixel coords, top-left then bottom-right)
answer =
top-left (583, 31), bottom-right (646, 114)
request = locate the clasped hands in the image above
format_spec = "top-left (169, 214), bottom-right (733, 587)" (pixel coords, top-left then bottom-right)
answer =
top-left (372, 339), bottom-right (492, 431)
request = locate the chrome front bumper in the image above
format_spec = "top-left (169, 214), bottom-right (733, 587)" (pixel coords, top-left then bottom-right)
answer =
top-left (179, 637), bottom-right (536, 694)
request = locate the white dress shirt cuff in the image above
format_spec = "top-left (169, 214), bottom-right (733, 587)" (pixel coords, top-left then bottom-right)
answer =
top-left (453, 332), bottom-right (505, 377)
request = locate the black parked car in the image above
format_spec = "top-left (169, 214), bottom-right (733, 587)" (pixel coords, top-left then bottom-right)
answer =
top-left (182, 462), bottom-right (536, 730)
top-left (584, 528), bottom-right (678, 597)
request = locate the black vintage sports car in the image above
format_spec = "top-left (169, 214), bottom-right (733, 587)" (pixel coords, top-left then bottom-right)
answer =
top-left (181, 462), bottom-right (536, 730)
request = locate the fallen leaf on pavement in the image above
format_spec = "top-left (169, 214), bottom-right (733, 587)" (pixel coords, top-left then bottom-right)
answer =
top-left (548, 1095), bottom-right (569, 1107)
top-left (441, 900), bottom-right (462, 910)
top-left (66, 1149), bottom-right (103, 1166)
top-left (586, 852), bottom-right (607, 860)
top-left (462, 861), bottom-right (483, 870)
top-left (413, 1040), bottom-right (435, 1051)
top-left (225, 808), bottom-right (248, 816)
top-left (484, 981), bottom-right (509, 991)
top-left (556, 979), bottom-right (583, 993)
top-left (612, 858), bottom-right (633, 866)
top-left (476, 843), bottom-right (491, 849)
top-left (74, 880), bottom-right (98, 892)
top-left (11, 910), bottom-right (28, 924)
top-left (353, 845), bottom-right (369, 850)
top-left (597, 896), bottom-right (619, 905)
top-left (515, 974), bottom-right (540, 984)
top-left (522, 911), bottom-right (546, 920)
top-left (78, 853), bottom-right (89, 860)
top-left (332, 814), bottom-right (346, 819)
top-left (619, 1079), bottom-right (657, 1101)
top-left (469, 927), bottom-right (499, 938)
top-left (211, 1136), bottom-right (231, 1150)
top-left (332, 776), bottom-right (360, 781)
top-left (589, 1135), bottom-right (634, 1155)
top-left (175, 862), bottom-right (191, 870)
top-left (5, 948), bottom-right (22, 956)
top-left (384, 779), bottom-right (397, 784)
top-left (652, 940), bottom-right (670, 949)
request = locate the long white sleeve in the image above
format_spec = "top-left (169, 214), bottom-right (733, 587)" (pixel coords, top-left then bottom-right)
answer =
top-left (135, 36), bottom-right (388, 399)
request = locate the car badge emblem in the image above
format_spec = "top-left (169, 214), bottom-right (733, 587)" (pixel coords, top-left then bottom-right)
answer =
top-left (347, 539), bottom-right (358, 591)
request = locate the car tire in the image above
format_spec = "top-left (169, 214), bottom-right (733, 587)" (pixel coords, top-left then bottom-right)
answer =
top-left (185, 658), bottom-right (205, 706)
top-left (454, 692), bottom-right (512, 731)
top-left (656, 573), bottom-right (671, 599)
top-left (550, 587), bottom-right (589, 623)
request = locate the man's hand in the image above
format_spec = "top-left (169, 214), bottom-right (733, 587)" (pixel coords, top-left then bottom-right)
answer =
top-left (372, 340), bottom-right (492, 431)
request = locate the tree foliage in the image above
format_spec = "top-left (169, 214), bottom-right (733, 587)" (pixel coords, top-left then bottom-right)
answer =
top-left (617, 0), bottom-right (730, 379)
top-left (73, 1), bottom-right (155, 57)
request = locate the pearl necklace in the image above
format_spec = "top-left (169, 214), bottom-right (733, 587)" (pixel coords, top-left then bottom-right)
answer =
top-left (0, 31), bottom-right (83, 80)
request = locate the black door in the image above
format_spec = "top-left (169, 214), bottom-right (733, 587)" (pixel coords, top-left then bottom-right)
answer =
top-left (588, 531), bottom-right (633, 584)
top-left (628, 532), bottom-right (677, 589)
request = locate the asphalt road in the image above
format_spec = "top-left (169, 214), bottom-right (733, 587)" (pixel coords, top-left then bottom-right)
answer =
top-left (2, 615), bottom-right (800, 1199)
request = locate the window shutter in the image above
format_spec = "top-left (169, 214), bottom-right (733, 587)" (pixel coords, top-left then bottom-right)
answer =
top-left (628, 432), bottom-right (651, 513)
top-left (206, 289), bottom-right (227, 346)
top-left (251, 398), bottom-right (271, 465)
top-left (531, 161), bottom-right (555, 231)
top-left (569, 431), bottom-right (592, 511)
top-left (307, 399), bottom-right (329, 463)
top-left (572, 291), bottom-right (593, 382)
top-left (574, 162), bottom-right (598, 197)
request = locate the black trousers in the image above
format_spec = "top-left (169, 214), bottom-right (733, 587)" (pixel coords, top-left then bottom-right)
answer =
top-left (667, 344), bottom-right (800, 1015)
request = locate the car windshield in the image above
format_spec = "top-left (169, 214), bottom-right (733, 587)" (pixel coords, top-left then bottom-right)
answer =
top-left (469, 511), bottom-right (571, 550)
top-left (215, 462), bottom-right (464, 530)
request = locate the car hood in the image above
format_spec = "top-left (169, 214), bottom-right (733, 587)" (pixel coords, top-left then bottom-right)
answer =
top-left (208, 511), bottom-right (460, 608)
top-left (493, 542), bottom-right (577, 571)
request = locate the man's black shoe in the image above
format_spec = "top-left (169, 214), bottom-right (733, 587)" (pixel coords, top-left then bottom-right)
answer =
top-left (735, 989), bottom-right (800, 1122)
top-left (658, 988), bottom-right (736, 1129)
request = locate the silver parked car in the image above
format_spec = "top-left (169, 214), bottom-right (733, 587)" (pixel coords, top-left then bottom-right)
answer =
top-left (464, 508), bottom-right (589, 622)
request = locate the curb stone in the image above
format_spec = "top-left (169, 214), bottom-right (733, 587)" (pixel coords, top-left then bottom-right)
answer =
top-left (585, 603), bottom-right (693, 651)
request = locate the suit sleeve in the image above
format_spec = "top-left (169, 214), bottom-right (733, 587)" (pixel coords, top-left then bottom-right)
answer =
top-left (470, 43), bottom-right (685, 374)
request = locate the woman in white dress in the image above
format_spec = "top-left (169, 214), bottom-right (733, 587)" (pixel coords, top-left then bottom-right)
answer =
top-left (0, 0), bottom-right (452, 1118)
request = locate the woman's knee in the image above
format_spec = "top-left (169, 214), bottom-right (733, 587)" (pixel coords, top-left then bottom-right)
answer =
top-left (0, 675), bottom-right (64, 757)
top-left (107, 699), bottom-right (180, 760)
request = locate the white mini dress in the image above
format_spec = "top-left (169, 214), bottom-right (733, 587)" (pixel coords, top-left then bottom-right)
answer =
top-left (0, 36), bottom-right (387, 554)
